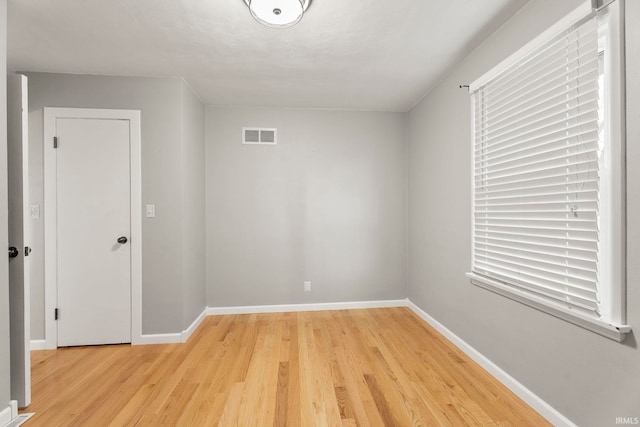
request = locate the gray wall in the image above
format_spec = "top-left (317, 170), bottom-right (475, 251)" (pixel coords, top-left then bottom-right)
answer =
top-left (0, 0), bottom-right (10, 411)
top-left (407, 0), bottom-right (640, 425)
top-left (206, 107), bottom-right (406, 307)
top-left (181, 81), bottom-right (206, 329)
top-left (26, 73), bottom-right (205, 336)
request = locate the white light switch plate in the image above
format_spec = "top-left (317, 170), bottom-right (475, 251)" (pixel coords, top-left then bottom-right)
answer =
top-left (145, 204), bottom-right (156, 218)
top-left (30, 205), bottom-right (40, 219)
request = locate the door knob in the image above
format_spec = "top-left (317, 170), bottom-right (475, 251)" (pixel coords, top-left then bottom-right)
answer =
top-left (8, 246), bottom-right (19, 258)
top-left (117, 236), bottom-right (128, 244)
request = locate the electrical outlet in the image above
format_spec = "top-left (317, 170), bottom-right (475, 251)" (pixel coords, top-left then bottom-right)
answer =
top-left (304, 281), bottom-right (311, 292)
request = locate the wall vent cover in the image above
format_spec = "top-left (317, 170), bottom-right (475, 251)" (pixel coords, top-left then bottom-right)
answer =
top-left (243, 127), bottom-right (277, 145)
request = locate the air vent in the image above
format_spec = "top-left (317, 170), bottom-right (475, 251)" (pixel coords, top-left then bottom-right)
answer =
top-left (243, 127), bottom-right (277, 145)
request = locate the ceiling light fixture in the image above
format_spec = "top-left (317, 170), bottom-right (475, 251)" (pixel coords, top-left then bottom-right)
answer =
top-left (243, 0), bottom-right (312, 28)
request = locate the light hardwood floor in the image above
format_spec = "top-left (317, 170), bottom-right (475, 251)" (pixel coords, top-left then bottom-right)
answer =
top-left (25, 308), bottom-right (550, 426)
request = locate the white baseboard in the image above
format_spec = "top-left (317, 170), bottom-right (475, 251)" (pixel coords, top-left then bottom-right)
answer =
top-left (137, 333), bottom-right (182, 345)
top-left (406, 300), bottom-right (576, 427)
top-left (0, 400), bottom-right (18, 426)
top-left (138, 306), bottom-right (208, 345)
top-left (0, 406), bottom-right (8, 426)
top-left (206, 299), bottom-right (408, 316)
top-left (33, 335), bottom-right (184, 348)
top-left (181, 307), bottom-right (207, 343)
top-left (30, 339), bottom-right (47, 351)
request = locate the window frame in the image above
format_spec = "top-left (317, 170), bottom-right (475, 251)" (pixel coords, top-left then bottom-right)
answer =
top-left (466, 0), bottom-right (629, 341)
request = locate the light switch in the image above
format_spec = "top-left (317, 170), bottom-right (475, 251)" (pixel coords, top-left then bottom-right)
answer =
top-left (30, 205), bottom-right (40, 219)
top-left (145, 204), bottom-right (156, 218)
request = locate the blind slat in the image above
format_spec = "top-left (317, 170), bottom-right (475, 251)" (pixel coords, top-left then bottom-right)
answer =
top-left (475, 253), bottom-right (597, 283)
top-left (475, 104), bottom-right (599, 151)
top-left (474, 128), bottom-right (598, 159)
top-left (476, 241), bottom-right (598, 266)
top-left (475, 210), bottom-right (597, 220)
top-left (474, 266), bottom-right (599, 310)
top-left (482, 57), bottom-right (599, 115)
top-left (474, 92), bottom-right (599, 142)
top-left (475, 120), bottom-right (599, 156)
top-left (477, 69), bottom-right (599, 125)
top-left (475, 235), bottom-right (598, 260)
top-left (475, 108), bottom-right (599, 152)
top-left (474, 158), bottom-right (598, 182)
top-left (475, 140), bottom-right (599, 172)
top-left (483, 19), bottom-right (598, 97)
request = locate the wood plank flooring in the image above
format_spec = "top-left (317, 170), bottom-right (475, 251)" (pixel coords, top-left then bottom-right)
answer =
top-left (25, 308), bottom-right (550, 426)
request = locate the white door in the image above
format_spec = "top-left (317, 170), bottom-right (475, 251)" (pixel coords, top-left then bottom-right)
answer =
top-left (55, 116), bottom-right (132, 347)
top-left (8, 74), bottom-right (30, 407)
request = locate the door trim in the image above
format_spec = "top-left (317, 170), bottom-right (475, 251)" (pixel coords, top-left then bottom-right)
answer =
top-left (43, 108), bottom-right (142, 348)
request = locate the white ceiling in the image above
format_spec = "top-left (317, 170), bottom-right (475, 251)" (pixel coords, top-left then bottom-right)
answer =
top-left (8, 0), bottom-right (528, 112)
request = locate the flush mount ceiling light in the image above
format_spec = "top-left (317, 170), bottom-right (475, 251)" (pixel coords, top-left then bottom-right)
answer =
top-left (243, 0), bottom-right (312, 28)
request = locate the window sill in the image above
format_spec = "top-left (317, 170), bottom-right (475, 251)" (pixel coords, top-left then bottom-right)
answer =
top-left (466, 272), bottom-right (631, 342)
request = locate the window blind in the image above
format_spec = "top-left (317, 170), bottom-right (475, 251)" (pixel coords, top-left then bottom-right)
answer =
top-left (471, 15), bottom-right (603, 318)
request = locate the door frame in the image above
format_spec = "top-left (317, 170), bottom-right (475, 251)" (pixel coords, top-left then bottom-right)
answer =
top-left (43, 107), bottom-right (142, 348)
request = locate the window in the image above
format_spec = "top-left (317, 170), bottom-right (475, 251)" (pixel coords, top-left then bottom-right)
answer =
top-left (466, 1), bottom-right (629, 341)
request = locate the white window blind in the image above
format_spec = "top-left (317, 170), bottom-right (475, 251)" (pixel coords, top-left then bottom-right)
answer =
top-left (467, 1), bottom-right (629, 340)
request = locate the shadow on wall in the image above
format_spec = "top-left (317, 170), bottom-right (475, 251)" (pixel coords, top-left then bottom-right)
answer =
top-left (623, 331), bottom-right (637, 349)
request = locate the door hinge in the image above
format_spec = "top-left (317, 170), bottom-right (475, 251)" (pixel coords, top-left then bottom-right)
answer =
top-left (55, 308), bottom-right (59, 320)
top-left (53, 136), bottom-right (58, 149)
